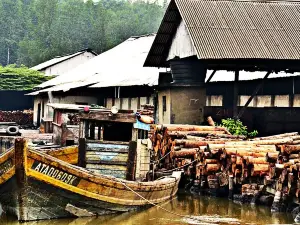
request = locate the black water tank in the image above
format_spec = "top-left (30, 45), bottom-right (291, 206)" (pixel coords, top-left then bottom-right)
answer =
top-left (169, 57), bottom-right (206, 85)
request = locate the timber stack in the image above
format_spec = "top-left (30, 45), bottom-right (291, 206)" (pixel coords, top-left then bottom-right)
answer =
top-left (151, 124), bottom-right (300, 219)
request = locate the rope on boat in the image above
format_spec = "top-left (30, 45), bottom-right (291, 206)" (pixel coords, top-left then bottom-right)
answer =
top-left (114, 176), bottom-right (208, 224)
top-left (151, 150), bottom-right (172, 165)
top-left (161, 159), bottom-right (198, 173)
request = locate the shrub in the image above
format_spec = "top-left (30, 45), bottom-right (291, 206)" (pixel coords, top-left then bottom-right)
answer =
top-left (220, 118), bottom-right (258, 138)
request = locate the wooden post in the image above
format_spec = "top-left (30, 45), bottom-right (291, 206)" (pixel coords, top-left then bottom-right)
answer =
top-left (90, 122), bottom-right (95, 140)
top-left (78, 138), bottom-right (86, 168)
top-left (233, 71), bottom-right (239, 119)
top-left (271, 190), bottom-right (282, 212)
top-left (229, 175), bottom-right (234, 199)
top-left (84, 121), bottom-right (89, 139)
top-left (61, 123), bottom-right (67, 146)
top-left (79, 120), bottom-right (84, 139)
top-left (97, 124), bottom-right (101, 140)
top-left (132, 128), bottom-right (138, 141)
top-left (15, 138), bottom-right (28, 222)
top-left (100, 125), bottom-right (104, 141)
top-left (126, 141), bottom-right (137, 181)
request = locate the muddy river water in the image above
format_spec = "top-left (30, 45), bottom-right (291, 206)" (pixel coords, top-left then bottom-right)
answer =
top-left (0, 193), bottom-right (295, 225)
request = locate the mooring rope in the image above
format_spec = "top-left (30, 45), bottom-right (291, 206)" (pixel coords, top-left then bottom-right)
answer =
top-left (152, 150), bottom-right (172, 164)
top-left (161, 159), bottom-right (198, 173)
top-left (114, 176), bottom-right (208, 224)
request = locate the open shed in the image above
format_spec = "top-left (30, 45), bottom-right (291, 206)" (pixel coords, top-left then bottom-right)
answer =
top-left (144, 0), bottom-right (300, 125)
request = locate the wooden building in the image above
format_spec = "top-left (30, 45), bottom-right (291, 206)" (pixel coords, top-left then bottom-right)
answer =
top-left (144, 0), bottom-right (300, 130)
top-left (31, 49), bottom-right (97, 76)
top-left (29, 34), bottom-right (162, 126)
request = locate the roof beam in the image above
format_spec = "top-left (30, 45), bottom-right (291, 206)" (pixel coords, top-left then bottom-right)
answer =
top-left (236, 71), bottom-right (272, 119)
top-left (206, 70), bottom-right (216, 83)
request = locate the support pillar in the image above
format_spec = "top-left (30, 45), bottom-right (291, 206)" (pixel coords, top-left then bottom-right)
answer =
top-left (233, 71), bottom-right (239, 119)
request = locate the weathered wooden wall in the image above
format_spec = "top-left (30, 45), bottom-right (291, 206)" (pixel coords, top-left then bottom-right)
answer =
top-left (135, 140), bottom-right (151, 181)
top-left (85, 142), bottom-right (129, 179)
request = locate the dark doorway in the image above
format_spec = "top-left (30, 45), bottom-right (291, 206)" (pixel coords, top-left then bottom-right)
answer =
top-left (37, 103), bottom-right (41, 127)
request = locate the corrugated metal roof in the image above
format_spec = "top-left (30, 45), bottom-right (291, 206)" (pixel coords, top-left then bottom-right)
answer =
top-left (33, 34), bottom-right (163, 92)
top-left (144, 0), bottom-right (300, 68)
top-left (31, 49), bottom-right (97, 71)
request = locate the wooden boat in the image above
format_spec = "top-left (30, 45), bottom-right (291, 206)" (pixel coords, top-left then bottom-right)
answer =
top-left (0, 145), bottom-right (78, 187)
top-left (0, 109), bottom-right (181, 221)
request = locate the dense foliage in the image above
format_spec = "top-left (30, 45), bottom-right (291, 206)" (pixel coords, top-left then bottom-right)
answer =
top-left (220, 118), bottom-right (258, 138)
top-left (0, 0), bottom-right (166, 67)
top-left (0, 65), bottom-right (53, 90)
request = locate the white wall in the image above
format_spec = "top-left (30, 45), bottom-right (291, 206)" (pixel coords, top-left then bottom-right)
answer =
top-left (105, 97), bottom-right (154, 111)
top-left (42, 52), bottom-right (95, 76)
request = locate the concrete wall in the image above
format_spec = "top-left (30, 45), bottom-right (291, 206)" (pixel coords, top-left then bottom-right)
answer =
top-left (41, 52), bottom-right (95, 76)
top-left (105, 97), bottom-right (154, 111)
top-left (33, 95), bottom-right (97, 125)
top-left (158, 89), bottom-right (171, 124)
top-left (205, 94), bottom-right (295, 108)
top-left (158, 86), bottom-right (206, 125)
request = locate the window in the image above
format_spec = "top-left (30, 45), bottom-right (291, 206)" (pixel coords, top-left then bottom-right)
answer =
top-left (163, 96), bottom-right (167, 112)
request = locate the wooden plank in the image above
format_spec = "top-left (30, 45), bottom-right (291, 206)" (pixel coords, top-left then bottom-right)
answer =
top-left (90, 122), bottom-right (95, 140)
top-left (87, 168), bottom-right (126, 178)
top-left (86, 140), bottom-right (129, 145)
top-left (85, 160), bottom-right (127, 165)
top-left (126, 141), bottom-right (137, 181)
top-left (86, 164), bottom-right (127, 170)
top-left (84, 121), bottom-right (89, 139)
top-left (86, 152), bottom-right (128, 162)
top-left (86, 143), bottom-right (129, 153)
top-left (79, 112), bottom-right (136, 123)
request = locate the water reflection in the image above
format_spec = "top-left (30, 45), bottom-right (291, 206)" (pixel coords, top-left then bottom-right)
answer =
top-left (0, 193), bottom-right (294, 225)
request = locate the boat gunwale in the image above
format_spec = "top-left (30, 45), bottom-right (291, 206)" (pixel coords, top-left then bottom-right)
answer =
top-left (27, 149), bottom-right (180, 191)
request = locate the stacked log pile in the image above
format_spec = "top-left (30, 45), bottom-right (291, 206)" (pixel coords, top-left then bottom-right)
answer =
top-left (0, 110), bottom-right (33, 125)
top-left (138, 104), bottom-right (154, 116)
top-left (151, 124), bottom-right (300, 218)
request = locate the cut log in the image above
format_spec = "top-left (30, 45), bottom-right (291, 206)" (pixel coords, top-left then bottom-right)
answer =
top-left (280, 145), bottom-right (300, 154)
top-left (174, 139), bottom-right (225, 148)
top-left (289, 154), bottom-right (300, 159)
top-left (266, 152), bottom-right (279, 161)
top-left (228, 138), bottom-right (293, 146)
top-left (162, 124), bottom-right (229, 133)
top-left (206, 164), bottom-right (220, 173)
top-left (171, 148), bottom-right (198, 159)
top-left (253, 132), bottom-right (298, 140)
top-left (207, 116), bottom-right (215, 127)
top-left (205, 159), bottom-right (219, 164)
top-left (246, 157), bottom-right (268, 165)
top-left (251, 164), bottom-right (269, 176)
top-left (207, 144), bottom-right (225, 150)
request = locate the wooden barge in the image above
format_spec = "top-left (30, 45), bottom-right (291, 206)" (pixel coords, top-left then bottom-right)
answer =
top-left (0, 108), bottom-right (181, 221)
